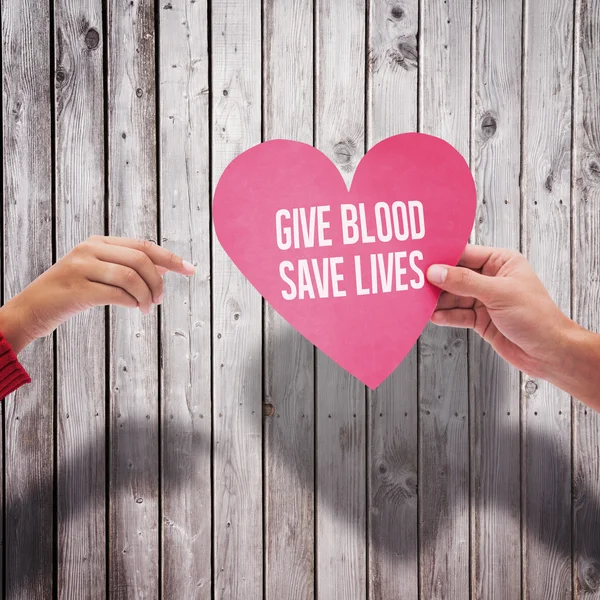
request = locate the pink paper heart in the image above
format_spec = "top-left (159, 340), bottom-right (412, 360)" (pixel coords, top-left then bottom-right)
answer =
top-left (214, 133), bottom-right (476, 389)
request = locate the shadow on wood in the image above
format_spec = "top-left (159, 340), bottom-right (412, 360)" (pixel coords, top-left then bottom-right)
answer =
top-left (4, 414), bottom-right (210, 598)
top-left (6, 330), bottom-right (600, 597)
top-left (256, 325), bottom-right (600, 595)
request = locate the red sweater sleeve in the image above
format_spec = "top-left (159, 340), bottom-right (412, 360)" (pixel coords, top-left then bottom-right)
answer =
top-left (0, 333), bottom-right (30, 399)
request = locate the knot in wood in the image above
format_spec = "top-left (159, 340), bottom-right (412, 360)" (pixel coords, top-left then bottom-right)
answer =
top-left (588, 159), bottom-right (600, 181)
top-left (481, 114), bottom-right (497, 139)
top-left (84, 28), bottom-right (100, 50)
top-left (524, 380), bottom-right (538, 395)
top-left (333, 140), bottom-right (355, 166)
top-left (227, 299), bottom-right (242, 321)
top-left (389, 38), bottom-right (418, 71)
top-left (390, 4), bottom-right (404, 19)
top-left (56, 67), bottom-right (67, 87)
top-left (11, 100), bottom-right (23, 119)
top-left (580, 560), bottom-right (600, 592)
top-left (405, 474), bottom-right (417, 496)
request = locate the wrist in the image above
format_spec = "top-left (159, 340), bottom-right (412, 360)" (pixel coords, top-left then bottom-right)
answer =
top-left (0, 296), bottom-right (35, 355)
top-left (543, 319), bottom-right (600, 407)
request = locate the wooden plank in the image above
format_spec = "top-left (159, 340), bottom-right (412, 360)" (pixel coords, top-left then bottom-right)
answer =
top-left (106, 0), bottom-right (159, 596)
top-left (54, 0), bottom-right (106, 597)
top-left (1, 0), bottom-right (55, 597)
top-left (211, 1), bottom-right (263, 598)
top-left (262, 1), bottom-right (315, 599)
top-left (366, 1), bottom-right (419, 599)
top-left (418, 0), bottom-right (471, 597)
top-left (158, 0), bottom-right (212, 597)
top-left (573, 0), bottom-right (600, 597)
top-left (469, 1), bottom-right (522, 598)
top-left (315, 0), bottom-right (367, 598)
top-left (522, 0), bottom-right (574, 597)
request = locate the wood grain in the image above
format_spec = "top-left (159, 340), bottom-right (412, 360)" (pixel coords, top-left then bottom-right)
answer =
top-left (263, 1), bottom-right (315, 599)
top-left (315, 0), bottom-right (367, 598)
top-left (158, 0), bottom-right (212, 597)
top-left (106, 0), bottom-right (159, 596)
top-left (418, 0), bottom-right (471, 598)
top-left (367, 1), bottom-right (419, 598)
top-left (522, 0), bottom-right (574, 597)
top-left (470, 1), bottom-right (523, 598)
top-left (1, 0), bottom-right (55, 597)
top-left (573, 0), bottom-right (600, 597)
top-left (3, 3), bottom-right (600, 599)
top-left (211, 0), bottom-right (263, 597)
top-left (54, 0), bottom-right (106, 597)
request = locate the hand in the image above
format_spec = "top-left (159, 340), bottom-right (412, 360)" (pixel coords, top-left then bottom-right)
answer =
top-left (426, 244), bottom-right (574, 380)
top-left (0, 236), bottom-right (195, 354)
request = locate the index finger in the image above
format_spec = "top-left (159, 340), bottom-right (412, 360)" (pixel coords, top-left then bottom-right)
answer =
top-left (457, 245), bottom-right (496, 269)
top-left (458, 244), bottom-right (516, 269)
top-left (101, 237), bottom-right (195, 275)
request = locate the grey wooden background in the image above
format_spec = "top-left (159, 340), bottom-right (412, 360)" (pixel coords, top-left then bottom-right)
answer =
top-left (1, 0), bottom-right (600, 598)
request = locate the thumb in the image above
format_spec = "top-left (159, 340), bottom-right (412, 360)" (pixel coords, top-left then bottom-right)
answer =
top-left (427, 264), bottom-right (500, 301)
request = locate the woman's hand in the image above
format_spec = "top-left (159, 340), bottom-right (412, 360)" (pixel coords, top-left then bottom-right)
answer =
top-left (427, 244), bottom-right (600, 409)
top-left (0, 236), bottom-right (195, 354)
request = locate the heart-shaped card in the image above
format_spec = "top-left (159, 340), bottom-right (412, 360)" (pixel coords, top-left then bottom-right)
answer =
top-left (214, 133), bottom-right (476, 389)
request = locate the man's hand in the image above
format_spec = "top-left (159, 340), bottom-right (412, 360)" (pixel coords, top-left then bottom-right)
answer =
top-left (427, 244), bottom-right (600, 409)
top-left (0, 236), bottom-right (195, 354)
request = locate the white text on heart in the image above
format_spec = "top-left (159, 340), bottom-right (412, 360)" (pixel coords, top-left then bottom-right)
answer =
top-left (275, 200), bottom-right (426, 250)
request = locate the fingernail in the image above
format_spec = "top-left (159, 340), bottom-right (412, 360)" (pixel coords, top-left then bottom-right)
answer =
top-left (156, 293), bottom-right (164, 305)
top-left (427, 265), bottom-right (448, 285)
top-left (182, 260), bottom-right (196, 274)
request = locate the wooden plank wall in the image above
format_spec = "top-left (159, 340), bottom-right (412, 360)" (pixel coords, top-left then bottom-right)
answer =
top-left (1, 1), bottom-right (600, 599)
top-left (211, 1), bottom-right (263, 599)
top-left (574, 0), bottom-right (600, 598)
top-left (2, 1), bottom-right (54, 598)
top-left (367, 1), bottom-right (419, 599)
top-left (315, 1), bottom-right (367, 599)
top-left (107, 0), bottom-right (160, 595)
top-left (159, 0), bottom-right (211, 597)
top-left (263, 1), bottom-right (315, 599)
top-left (522, 1), bottom-right (574, 598)
top-left (419, 1), bottom-right (471, 597)
top-left (54, 1), bottom-right (106, 598)
top-left (470, 2), bottom-right (522, 599)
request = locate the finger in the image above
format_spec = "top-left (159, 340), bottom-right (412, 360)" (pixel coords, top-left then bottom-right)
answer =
top-left (458, 244), bottom-right (517, 277)
top-left (436, 291), bottom-right (475, 310)
top-left (93, 244), bottom-right (164, 303)
top-left (85, 262), bottom-right (154, 314)
top-left (430, 308), bottom-right (476, 329)
top-left (427, 264), bottom-right (502, 302)
top-left (457, 245), bottom-right (497, 269)
top-left (84, 282), bottom-right (139, 310)
top-left (99, 237), bottom-right (195, 275)
top-left (156, 266), bottom-right (168, 275)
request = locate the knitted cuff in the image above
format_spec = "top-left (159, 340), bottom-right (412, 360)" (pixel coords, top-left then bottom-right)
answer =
top-left (0, 333), bottom-right (31, 399)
